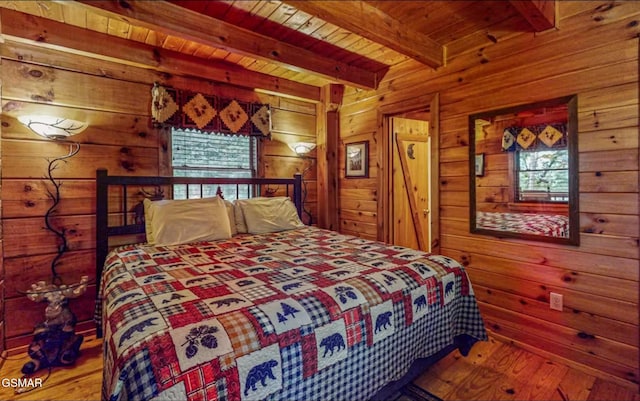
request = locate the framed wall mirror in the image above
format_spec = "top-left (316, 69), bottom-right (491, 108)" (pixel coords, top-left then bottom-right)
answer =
top-left (469, 95), bottom-right (579, 245)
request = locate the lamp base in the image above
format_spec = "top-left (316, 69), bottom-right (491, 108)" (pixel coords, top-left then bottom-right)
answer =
top-left (21, 304), bottom-right (84, 374)
top-left (19, 278), bottom-right (89, 375)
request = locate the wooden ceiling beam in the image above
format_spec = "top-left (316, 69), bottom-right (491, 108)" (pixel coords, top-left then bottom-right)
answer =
top-left (509, 0), bottom-right (556, 32)
top-left (284, 1), bottom-right (445, 69)
top-left (74, 0), bottom-right (380, 90)
top-left (0, 8), bottom-right (321, 101)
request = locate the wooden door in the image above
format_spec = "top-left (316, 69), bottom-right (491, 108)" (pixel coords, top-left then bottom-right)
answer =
top-left (391, 117), bottom-right (431, 251)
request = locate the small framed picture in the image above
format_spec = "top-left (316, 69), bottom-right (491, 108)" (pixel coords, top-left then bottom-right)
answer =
top-left (475, 153), bottom-right (485, 176)
top-left (345, 141), bottom-right (369, 178)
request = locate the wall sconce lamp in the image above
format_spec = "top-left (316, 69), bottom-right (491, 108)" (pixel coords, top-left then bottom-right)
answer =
top-left (17, 115), bottom-right (88, 375)
top-left (288, 142), bottom-right (316, 156)
top-left (288, 142), bottom-right (316, 225)
top-left (18, 115), bottom-right (88, 140)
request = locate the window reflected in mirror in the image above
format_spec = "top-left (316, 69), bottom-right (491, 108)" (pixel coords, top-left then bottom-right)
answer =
top-left (469, 96), bottom-right (579, 245)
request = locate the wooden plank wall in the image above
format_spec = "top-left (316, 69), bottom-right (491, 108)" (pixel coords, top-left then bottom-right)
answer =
top-left (339, 2), bottom-right (639, 390)
top-left (338, 109), bottom-right (379, 240)
top-left (0, 56), bottom-right (4, 357)
top-left (0, 14), bottom-right (317, 349)
top-left (266, 102), bottom-right (318, 225)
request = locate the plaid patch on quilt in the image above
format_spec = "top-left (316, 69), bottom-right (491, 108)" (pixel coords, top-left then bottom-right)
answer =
top-left (98, 227), bottom-right (487, 401)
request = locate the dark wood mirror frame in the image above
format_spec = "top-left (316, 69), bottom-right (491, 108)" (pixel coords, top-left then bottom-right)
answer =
top-left (469, 95), bottom-right (579, 245)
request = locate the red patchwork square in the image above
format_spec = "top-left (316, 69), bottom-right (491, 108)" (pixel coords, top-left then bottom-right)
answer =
top-left (114, 279), bottom-right (141, 293)
top-left (130, 265), bottom-right (162, 278)
top-left (402, 295), bottom-right (413, 326)
top-left (426, 277), bottom-right (438, 305)
top-left (278, 328), bottom-right (301, 348)
top-left (347, 322), bottom-right (363, 346)
top-left (189, 284), bottom-right (232, 299)
top-left (181, 368), bottom-right (204, 393)
top-left (205, 383), bottom-right (219, 401)
top-left (300, 334), bottom-right (317, 378)
top-left (364, 312), bottom-right (374, 346)
top-left (222, 368), bottom-right (241, 400)
top-left (153, 257), bottom-right (183, 268)
top-left (201, 360), bottom-right (221, 384)
top-left (344, 308), bottom-right (363, 346)
top-left (458, 270), bottom-right (470, 295)
top-left (142, 281), bottom-right (176, 296)
top-left (167, 302), bottom-right (214, 329)
top-left (343, 307), bottom-right (361, 326)
top-left (186, 389), bottom-right (205, 401)
top-left (149, 333), bottom-right (180, 384)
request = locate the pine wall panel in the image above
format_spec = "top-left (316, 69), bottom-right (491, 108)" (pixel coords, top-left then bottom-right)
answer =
top-left (338, 2), bottom-right (640, 390)
top-left (0, 56), bottom-right (4, 357)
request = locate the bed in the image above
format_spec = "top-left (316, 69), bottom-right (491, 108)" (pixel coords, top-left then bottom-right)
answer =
top-left (95, 169), bottom-right (488, 401)
top-left (476, 211), bottom-right (569, 238)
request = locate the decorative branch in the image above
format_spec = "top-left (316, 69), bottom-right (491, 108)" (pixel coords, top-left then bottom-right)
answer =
top-left (44, 142), bottom-right (80, 285)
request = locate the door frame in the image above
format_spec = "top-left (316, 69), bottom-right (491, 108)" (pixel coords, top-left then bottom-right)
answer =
top-left (377, 93), bottom-right (440, 253)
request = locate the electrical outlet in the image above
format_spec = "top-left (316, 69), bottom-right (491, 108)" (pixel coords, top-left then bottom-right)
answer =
top-left (550, 292), bottom-right (563, 311)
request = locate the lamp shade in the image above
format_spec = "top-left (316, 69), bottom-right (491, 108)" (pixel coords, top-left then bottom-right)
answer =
top-left (288, 142), bottom-right (316, 155)
top-left (18, 115), bottom-right (88, 140)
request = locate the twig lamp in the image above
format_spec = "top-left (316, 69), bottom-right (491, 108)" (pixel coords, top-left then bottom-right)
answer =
top-left (17, 115), bottom-right (89, 375)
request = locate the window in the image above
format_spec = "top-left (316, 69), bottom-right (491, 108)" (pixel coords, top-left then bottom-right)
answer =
top-left (171, 128), bottom-right (257, 199)
top-left (516, 149), bottom-right (569, 202)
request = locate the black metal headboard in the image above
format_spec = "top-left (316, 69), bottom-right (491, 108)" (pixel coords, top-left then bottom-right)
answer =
top-left (95, 168), bottom-right (302, 313)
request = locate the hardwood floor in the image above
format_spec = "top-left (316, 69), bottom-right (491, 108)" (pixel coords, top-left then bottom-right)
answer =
top-left (414, 337), bottom-right (639, 401)
top-left (0, 335), bottom-right (103, 401)
top-left (0, 335), bottom-right (637, 401)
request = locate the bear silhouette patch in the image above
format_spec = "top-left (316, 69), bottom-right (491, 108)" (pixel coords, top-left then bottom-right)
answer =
top-left (445, 281), bottom-right (455, 297)
top-left (374, 311), bottom-right (393, 333)
top-left (320, 333), bottom-right (345, 357)
top-left (414, 295), bottom-right (427, 311)
top-left (244, 360), bottom-right (278, 396)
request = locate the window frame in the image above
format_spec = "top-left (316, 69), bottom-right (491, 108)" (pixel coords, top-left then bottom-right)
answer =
top-left (169, 128), bottom-right (259, 200)
top-left (514, 148), bottom-right (569, 204)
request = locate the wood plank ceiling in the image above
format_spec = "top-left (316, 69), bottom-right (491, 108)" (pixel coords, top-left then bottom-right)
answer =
top-left (0, 0), bottom-right (555, 95)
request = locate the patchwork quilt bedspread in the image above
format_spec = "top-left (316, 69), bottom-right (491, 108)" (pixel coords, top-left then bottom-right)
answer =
top-left (476, 211), bottom-right (569, 238)
top-left (98, 227), bottom-right (487, 401)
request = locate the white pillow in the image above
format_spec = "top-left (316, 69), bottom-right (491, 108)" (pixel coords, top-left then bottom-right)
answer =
top-left (143, 197), bottom-right (231, 245)
top-left (233, 201), bottom-right (248, 234)
top-left (143, 198), bottom-right (169, 244)
top-left (145, 197), bottom-right (219, 243)
top-left (223, 199), bottom-right (238, 236)
top-left (238, 197), bottom-right (304, 234)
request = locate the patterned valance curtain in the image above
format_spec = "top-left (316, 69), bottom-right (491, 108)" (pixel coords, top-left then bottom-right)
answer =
top-left (151, 83), bottom-right (271, 137)
top-left (501, 123), bottom-right (567, 152)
